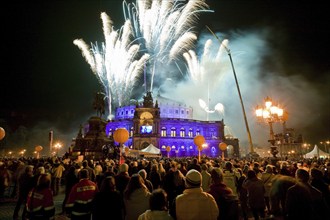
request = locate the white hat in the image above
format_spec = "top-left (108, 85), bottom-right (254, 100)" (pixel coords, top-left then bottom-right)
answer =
top-left (185, 169), bottom-right (202, 188)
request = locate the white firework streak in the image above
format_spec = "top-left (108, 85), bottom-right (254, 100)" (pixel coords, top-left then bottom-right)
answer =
top-left (184, 38), bottom-right (229, 116)
top-left (123, 0), bottom-right (211, 91)
top-left (183, 38), bottom-right (229, 86)
top-left (74, 12), bottom-right (150, 119)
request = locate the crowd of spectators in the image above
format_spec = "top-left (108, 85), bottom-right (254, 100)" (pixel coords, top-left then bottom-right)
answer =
top-left (0, 155), bottom-right (329, 220)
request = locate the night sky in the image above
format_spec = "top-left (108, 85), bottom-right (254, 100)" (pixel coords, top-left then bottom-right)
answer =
top-left (1, 0), bottom-right (329, 155)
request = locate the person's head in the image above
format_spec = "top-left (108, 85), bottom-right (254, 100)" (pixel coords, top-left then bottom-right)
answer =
top-left (185, 169), bottom-right (202, 188)
top-left (173, 170), bottom-right (185, 187)
top-left (225, 161), bottom-right (233, 171)
top-left (210, 168), bottom-right (223, 184)
top-left (310, 168), bottom-right (323, 180)
top-left (79, 169), bottom-right (89, 179)
top-left (192, 158), bottom-right (198, 165)
top-left (247, 170), bottom-right (257, 179)
top-left (25, 165), bottom-right (34, 175)
top-left (100, 176), bottom-right (116, 192)
top-left (119, 163), bottom-right (129, 173)
top-left (35, 166), bottom-right (45, 175)
top-left (124, 174), bottom-right (146, 199)
top-left (151, 164), bottom-right (158, 172)
top-left (265, 165), bottom-right (273, 174)
top-left (242, 165), bottom-right (249, 175)
top-left (201, 163), bottom-right (208, 171)
top-left (295, 168), bottom-right (309, 183)
top-left (37, 173), bottom-right (51, 189)
top-left (82, 160), bottom-right (88, 168)
top-left (149, 189), bottom-right (168, 211)
top-left (138, 169), bottom-right (147, 180)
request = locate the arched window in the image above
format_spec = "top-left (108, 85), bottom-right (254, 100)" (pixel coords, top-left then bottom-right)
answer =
top-left (196, 129), bottom-right (200, 136)
top-left (161, 127), bottom-right (167, 137)
top-left (188, 128), bottom-right (193, 137)
top-left (171, 127), bottom-right (176, 137)
top-left (180, 128), bottom-right (185, 137)
top-left (130, 127), bottom-right (134, 137)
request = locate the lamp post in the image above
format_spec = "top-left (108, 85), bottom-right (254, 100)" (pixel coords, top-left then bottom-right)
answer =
top-left (194, 135), bottom-right (205, 163)
top-left (113, 128), bottom-right (129, 164)
top-left (256, 97), bottom-right (288, 158)
top-left (54, 143), bottom-right (62, 156)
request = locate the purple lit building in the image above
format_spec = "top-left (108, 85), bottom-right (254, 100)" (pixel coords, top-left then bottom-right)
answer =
top-left (105, 92), bottom-right (240, 158)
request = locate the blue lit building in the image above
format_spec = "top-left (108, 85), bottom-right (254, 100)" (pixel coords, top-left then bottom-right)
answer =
top-left (105, 92), bottom-right (240, 158)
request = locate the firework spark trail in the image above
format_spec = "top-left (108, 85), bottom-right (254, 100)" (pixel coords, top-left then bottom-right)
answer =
top-left (74, 12), bottom-right (149, 119)
top-left (123, 0), bottom-right (211, 92)
top-left (183, 38), bottom-right (229, 117)
top-left (183, 38), bottom-right (229, 85)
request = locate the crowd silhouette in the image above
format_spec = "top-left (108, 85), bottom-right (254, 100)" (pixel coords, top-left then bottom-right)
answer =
top-left (0, 155), bottom-right (329, 220)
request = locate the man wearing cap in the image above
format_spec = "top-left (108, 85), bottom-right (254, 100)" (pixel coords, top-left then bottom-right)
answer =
top-left (175, 169), bottom-right (219, 220)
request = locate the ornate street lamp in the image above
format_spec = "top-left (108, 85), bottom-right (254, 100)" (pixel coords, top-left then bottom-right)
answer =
top-left (256, 96), bottom-right (288, 158)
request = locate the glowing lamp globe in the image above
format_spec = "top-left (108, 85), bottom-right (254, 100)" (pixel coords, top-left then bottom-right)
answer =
top-left (219, 142), bottom-right (227, 151)
top-left (113, 128), bottom-right (129, 144)
top-left (35, 145), bottom-right (43, 152)
top-left (0, 127), bottom-right (5, 140)
top-left (166, 146), bottom-right (171, 152)
top-left (194, 135), bottom-right (205, 147)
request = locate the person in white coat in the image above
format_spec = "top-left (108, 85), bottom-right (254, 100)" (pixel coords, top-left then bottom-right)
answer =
top-left (175, 169), bottom-right (219, 220)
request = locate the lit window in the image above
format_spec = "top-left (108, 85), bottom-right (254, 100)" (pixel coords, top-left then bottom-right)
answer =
top-left (188, 128), bottom-right (193, 137)
top-left (180, 128), bottom-right (185, 137)
top-left (171, 127), bottom-right (176, 137)
top-left (161, 127), bottom-right (167, 137)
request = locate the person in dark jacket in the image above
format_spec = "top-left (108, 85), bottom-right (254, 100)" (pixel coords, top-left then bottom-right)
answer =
top-left (92, 176), bottom-right (124, 220)
top-left (285, 168), bottom-right (329, 220)
top-left (310, 167), bottom-right (330, 208)
top-left (208, 167), bottom-right (238, 220)
top-left (13, 165), bottom-right (35, 220)
top-left (62, 165), bottom-right (79, 214)
top-left (115, 163), bottom-right (131, 198)
top-left (242, 170), bottom-right (265, 220)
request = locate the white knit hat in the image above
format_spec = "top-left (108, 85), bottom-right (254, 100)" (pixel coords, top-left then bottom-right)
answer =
top-left (185, 169), bottom-right (202, 188)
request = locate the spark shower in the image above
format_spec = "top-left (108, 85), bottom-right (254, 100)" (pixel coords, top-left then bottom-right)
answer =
top-left (74, 0), bottom-right (228, 120)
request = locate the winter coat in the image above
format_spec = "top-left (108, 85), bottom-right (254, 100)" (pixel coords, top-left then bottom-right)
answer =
top-left (176, 187), bottom-right (219, 220)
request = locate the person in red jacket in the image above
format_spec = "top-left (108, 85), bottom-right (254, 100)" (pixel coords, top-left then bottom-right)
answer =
top-left (66, 169), bottom-right (99, 220)
top-left (26, 173), bottom-right (55, 220)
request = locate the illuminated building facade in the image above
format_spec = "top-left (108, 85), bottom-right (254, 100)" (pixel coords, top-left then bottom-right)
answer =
top-left (106, 92), bottom-right (240, 158)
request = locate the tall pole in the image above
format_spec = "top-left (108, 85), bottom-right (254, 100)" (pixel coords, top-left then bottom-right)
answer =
top-left (206, 26), bottom-right (254, 153)
top-left (49, 130), bottom-right (53, 156)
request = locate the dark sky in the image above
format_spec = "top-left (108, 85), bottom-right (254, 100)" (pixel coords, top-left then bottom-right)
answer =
top-left (1, 0), bottom-right (329, 154)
